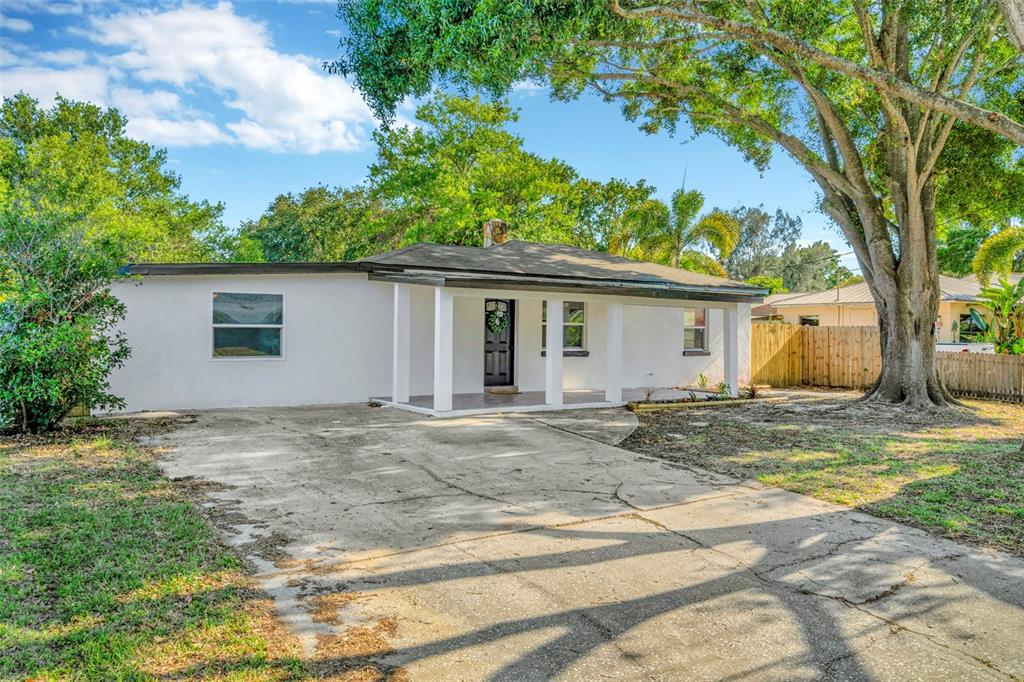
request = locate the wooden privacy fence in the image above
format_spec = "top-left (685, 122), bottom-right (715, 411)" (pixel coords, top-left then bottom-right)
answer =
top-left (751, 323), bottom-right (1024, 402)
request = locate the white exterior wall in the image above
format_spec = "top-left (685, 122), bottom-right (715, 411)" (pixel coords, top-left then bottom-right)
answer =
top-left (485, 296), bottom-right (737, 393)
top-left (407, 285), bottom-right (483, 396)
top-left (110, 274), bottom-right (752, 411)
top-left (109, 273), bottom-right (394, 412)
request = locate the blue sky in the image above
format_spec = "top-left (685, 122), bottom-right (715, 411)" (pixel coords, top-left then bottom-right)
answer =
top-left (1, 0), bottom-right (856, 271)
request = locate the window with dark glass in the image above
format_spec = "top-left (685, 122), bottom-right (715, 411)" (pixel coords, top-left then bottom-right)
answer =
top-left (212, 292), bottom-right (283, 357)
top-left (958, 311), bottom-right (985, 341)
top-left (542, 301), bottom-right (585, 350)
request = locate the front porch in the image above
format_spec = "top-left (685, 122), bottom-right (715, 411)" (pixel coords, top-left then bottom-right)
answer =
top-left (376, 387), bottom-right (711, 418)
top-left (386, 281), bottom-right (751, 418)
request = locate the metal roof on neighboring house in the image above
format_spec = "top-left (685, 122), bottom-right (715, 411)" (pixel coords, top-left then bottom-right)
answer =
top-left (125, 240), bottom-right (768, 303)
top-left (755, 275), bottom-right (981, 313)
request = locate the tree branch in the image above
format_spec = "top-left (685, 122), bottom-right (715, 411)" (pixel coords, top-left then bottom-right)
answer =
top-left (586, 70), bottom-right (862, 198)
top-left (609, 1), bottom-right (1024, 144)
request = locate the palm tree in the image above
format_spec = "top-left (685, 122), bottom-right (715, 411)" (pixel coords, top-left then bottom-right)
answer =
top-left (613, 187), bottom-right (740, 276)
top-left (607, 198), bottom-right (667, 259)
top-left (973, 224), bottom-right (1024, 283)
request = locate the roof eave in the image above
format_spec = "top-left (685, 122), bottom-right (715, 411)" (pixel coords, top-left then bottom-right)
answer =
top-left (368, 271), bottom-right (766, 303)
top-left (121, 262), bottom-right (369, 276)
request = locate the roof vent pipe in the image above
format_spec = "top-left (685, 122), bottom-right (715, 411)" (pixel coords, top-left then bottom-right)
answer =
top-left (483, 219), bottom-right (509, 247)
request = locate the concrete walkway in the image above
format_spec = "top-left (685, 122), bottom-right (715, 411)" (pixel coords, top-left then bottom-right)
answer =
top-left (154, 404), bottom-right (1024, 681)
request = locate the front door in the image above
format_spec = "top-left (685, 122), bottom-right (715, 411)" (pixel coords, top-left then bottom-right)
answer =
top-left (484, 299), bottom-right (514, 386)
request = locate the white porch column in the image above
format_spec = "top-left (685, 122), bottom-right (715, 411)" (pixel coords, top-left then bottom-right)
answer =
top-left (605, 302), bottom-right (624, 402)
top-left (545, 297), bottom-right (564, 407)
top-left (391, 283), bottom-right (411, 403)
top-left (723, 305), bottom-right (740, 398)
top-left (433, 287), bottom-right (454, 412)
top-left (737, 302), bottom-right (751, 386)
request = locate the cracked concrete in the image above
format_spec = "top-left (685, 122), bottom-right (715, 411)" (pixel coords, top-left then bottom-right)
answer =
top-left (158, 403), bottom-right (1024, 681)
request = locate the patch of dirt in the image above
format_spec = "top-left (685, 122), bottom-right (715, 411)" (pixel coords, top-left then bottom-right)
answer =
top-left (307, 592), bottom-right (359, 625)
top-left (311, 618), bottom-right (408, 681)
top-left (235, 529), bottom-right (293, 564)
top-left (172, 475), bottom-right (233, 495)
top-left (622, 393), bottom-right (1017, 454)
top-left (1, 413), bottom-right (194, 451)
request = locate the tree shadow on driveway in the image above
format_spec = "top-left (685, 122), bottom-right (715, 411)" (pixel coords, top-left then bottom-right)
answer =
top-left (154, 405), bottom-right (1024, 680)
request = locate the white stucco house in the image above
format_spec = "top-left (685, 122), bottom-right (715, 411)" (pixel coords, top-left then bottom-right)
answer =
top-left (111, 238), bottom-right (765, 417)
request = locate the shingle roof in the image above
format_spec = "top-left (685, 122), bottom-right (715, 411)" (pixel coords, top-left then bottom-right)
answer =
top-left (360, 240), bottom-right (758, 291)
top-left (761, 275), bottom-right (980, 308)
top-left (125, 240), bottom-right (767, 302)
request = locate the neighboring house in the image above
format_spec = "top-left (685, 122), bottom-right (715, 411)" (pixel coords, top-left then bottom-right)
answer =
top-left (111, 235), bottom-right (765, 416)
top-left (751, 276), bottom-right (982, 343)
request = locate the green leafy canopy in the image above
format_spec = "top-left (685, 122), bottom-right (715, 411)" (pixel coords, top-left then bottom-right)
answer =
top-left (1, 94), bottom-right (232, 263)
top-left (238, 94), bottom-right (658, 260)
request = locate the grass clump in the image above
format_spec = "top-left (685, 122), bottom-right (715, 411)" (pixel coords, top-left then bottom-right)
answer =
top-left (0, 419), bottom-right (306, 681)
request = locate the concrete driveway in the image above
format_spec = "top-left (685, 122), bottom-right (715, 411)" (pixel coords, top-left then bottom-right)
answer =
top-left (157, 404), bottom-right (1024, 681)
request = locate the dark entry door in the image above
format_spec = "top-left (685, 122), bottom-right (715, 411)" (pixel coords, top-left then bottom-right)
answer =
top-left (484, 299), bottom-right (514, 386)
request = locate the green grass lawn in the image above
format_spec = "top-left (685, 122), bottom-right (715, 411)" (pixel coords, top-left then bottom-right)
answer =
top-left (0, 418), bottom-right (307, 681)
top-left (622, 396), bottom-right (1024, 555)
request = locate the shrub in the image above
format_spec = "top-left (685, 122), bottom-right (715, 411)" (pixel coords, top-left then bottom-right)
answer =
top-left (969, 277), bottom-right (1024, 355)
top-left (0, 214), bottom-right (131, 433)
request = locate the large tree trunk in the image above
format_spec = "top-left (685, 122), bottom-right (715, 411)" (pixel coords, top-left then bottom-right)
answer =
top-left (867, 270), bottom-right (951, 407)
top-left (857, 158), bottom-right (956, 409)
top-left (997, 0), bottom-right (1024, 55)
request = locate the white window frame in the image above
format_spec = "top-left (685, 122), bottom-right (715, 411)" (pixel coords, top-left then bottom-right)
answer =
top-left (210, 291), bottom-right (286, 361)
top-left (542, 300), bottom-right (586, 351)
top-left (683, 307), bottom-right (708, 353)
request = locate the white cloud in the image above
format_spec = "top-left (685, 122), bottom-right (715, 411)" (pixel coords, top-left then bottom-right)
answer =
top-left (35, 49), bottom-right (89, 65)
top-left (1, 14), bottom-right (33, 32)
top-left (127, 116), bottom-right (228, 146)
top-left (2, 0), bottom-right (122, 16)
top-left (511, 79), bottom-right (546, 96)
top-left (90, 1), bottom-right (374, 153)
top-left (110, 86), bottom-right (230, 146)
top-left (0, 46), bottom-right (25, 67)
top-left (0, 65), bottom-right (109, 105)
top-left (0, 1), bottom-right (374, 154)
